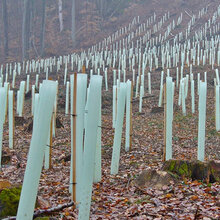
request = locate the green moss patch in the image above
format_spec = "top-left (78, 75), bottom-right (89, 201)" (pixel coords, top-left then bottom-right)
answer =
top-left (0, 186), bottom-right (21, 217)
top-left (163, 160), bottom-right (220, 183)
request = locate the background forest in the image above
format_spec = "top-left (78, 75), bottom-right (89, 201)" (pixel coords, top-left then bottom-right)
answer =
top-left (0, 0), bottom-right (133, 62)
top-left (0, 0), bottom-right (218, 63)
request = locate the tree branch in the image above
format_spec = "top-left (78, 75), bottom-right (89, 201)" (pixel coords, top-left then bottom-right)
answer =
top-left (2, 201), bottom-right (75, 220)
top-left (185, 10), bottom-right (192, 18)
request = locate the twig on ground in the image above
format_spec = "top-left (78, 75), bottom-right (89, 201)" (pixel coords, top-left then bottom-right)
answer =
top-left (3, 201), bottom-right (75, 220)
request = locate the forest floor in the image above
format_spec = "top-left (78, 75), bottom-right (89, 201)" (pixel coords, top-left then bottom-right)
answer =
top-left (0, 65), bottom-right (220, 219)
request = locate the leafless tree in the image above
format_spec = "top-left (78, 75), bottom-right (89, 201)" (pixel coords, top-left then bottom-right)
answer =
top-left (2, 0), bottom-right (9, 57)
top-left (58, 0), bottom-right (64, 32)
top-left (40, 0), bottom-right (46, 56)
top-left (22, 0), bottom-right (31, 59)
top-left (71, 0), bottom-right (76, 47)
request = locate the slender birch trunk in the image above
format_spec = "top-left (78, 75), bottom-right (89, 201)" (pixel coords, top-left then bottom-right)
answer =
top-left (58, 0), bottom-right (63, 32)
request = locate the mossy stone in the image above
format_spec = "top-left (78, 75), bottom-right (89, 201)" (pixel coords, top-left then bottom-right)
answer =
top-left (0, 186), bottom-right (21, 217)
top-left (209, 161), bottom-right (220, 183)
top-left (168, 160), bottom-right (176, 172)
top-left (167, 160), bottom-right (191, 177)
top-left (178, 161), bottom-right (189, 176)
top-left (163, 160), bottom-right (220, 183)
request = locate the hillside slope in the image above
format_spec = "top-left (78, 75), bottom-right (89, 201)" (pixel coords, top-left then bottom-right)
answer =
top-left (0, 0), bottom-right (219, 63)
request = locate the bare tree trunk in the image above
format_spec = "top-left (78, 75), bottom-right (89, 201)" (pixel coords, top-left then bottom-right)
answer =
top-left (96, 0), bottom-right (107, 19)
top-left (40, 0), bottom-right (46, 56)
top-left (29, 0), bottom-right (34, 50)
top-left (71, 0), bottom-right (76, 47)
top-left (32, 0), bottom-right (36, 20)
top-left (22, 0), bottom-right (31, 60)
top-left (30, 0), bottom-right (39, 57)
top-left (2, 0), bottom-right (9, 57)
top-left (100, 0), bottom-right (104, 18)
top-left (103, 0), bottom-right (107, 17)
top-left (58, 0), bottom-right (63, 32)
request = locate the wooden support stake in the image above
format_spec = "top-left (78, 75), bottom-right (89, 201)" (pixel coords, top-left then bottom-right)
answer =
top-left (53, 82), bottom-right (58, 137)
top-left (5, 85), bottom-right (9, 122)
top-left (49, 115), bottom-right (53, 168)
top-left (72, 72), bottom-right (77, 204)
top-left (82, 65), bottom-right (86, 73)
